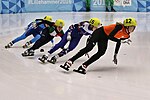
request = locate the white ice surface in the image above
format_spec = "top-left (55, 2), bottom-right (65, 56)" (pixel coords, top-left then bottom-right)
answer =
top-left (0, 12), bottom-right (150, 100)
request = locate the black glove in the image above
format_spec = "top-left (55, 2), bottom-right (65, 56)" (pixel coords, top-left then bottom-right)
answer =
top-left (121, 39), bottom-right (132, 45)
top-left (86, 35), bottom-right (91, 45)
top-left (32, 22), bottom-right (37, 29)
top-left (113, 53), bottom-right (118, 65)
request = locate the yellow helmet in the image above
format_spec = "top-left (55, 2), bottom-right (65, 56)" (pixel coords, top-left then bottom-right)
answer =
top-left (55, 19), bottom-right (65, 27)
top-left (43, 16), bottom-right (52, 22)
top-left (89, 18), bottom-right (101, 27)
top-left (123, 17), bottom-right (137, 27)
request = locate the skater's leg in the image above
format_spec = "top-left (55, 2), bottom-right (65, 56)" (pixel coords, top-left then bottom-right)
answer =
top-left (48, 33), bottom-right (68, 54)
top-left (69, 40), bottom-right (96, 62)
top-left (30, 34), bottom-right (41, 44)
top-left (60, 28), bottom-right (104, 71)
top-left (68, 38), bottom-right (80, 52)
top-left (5, 31), bottom-right (29, 48)
top-left (83, 39), bottom-right (108, 67)
top-left (29, 36), bottom-right (51, 51)
top-left (22, 36), bottom-right (52, 56)
top-left (28, 27), bottom-right (53, 51)
top-left (47, 34), bottom-right (77, 64)
top-left (69, 30), bottom-right (101, 63)
top-left (12, 29), bottom-right (33, 44)
top-left (58, 38), bottom-right (80, 57)
top-left (22, 34), bottom-right (41, 48)
top-left (12, 32), bottom-right (27, 44)
top-left (73, 39), bottom-right (108, 74)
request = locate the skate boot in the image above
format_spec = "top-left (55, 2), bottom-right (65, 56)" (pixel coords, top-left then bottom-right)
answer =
top-left (38, 55), bottom-right (48, 63)
top-left (48, 56), bottom-right (57, 64)
top-left (60, 60), bottom-right (73, 71)
top-left (22, 50), bottom-right (34, 57)
top-left (73, 65), bottom-right (87, 74)
top-left (5, 42), bottom-right (13, 48)
top-left (22, 41), bottom-right (31, 48)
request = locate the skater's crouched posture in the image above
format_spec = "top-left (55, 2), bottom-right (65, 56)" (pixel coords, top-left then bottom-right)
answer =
top-left (22, 19), bottom-right (65, 57)
top-left (38, 18), bottom-right (101, 64)
top-left (60, 17), bottom-right (137, 74)
top-left (5, 16), bottom-right (53, 48)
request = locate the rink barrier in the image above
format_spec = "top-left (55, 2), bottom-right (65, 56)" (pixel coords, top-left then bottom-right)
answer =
top-left (0, 0), bottom-right (150, 14)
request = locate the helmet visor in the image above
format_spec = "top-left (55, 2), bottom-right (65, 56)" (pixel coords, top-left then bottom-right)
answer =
top-left (128, 26), bottom-right (136, 33)
top-left (57, 26), bottom-right (63, 32)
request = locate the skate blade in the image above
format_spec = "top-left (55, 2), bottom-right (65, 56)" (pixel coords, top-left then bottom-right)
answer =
top-left (22, 53), bottom-right (26, 57)
top-left (38, 58), bottom-right (46, 63)
top-left (73, 69), bottom-right (86, 74)
top-left (5, 46), bottom-right (9, 49)
top-left (22, 46), bottom-right (27, 48)
top-left (48, 60), bottom-right (56, 64)
top-left (60, 65), bottom-right (69, 71)
top-left (22, 53), bottom-right (34, 57)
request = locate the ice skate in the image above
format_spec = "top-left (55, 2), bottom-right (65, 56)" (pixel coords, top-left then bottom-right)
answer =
top-left (5, 42), bottom-right (13, 49)
top-left (73, 65), bottom-right (86, 74)
top-left (60, 60), bottom-right (72, 71)
top-left (22, 42), bottom-right (31, 48)
top-left (38, 55), bottom-right (48, 63)
top-left (22, 50), bottom-right (34, 57)
top-left (47, 56), bottom-right (57, 64)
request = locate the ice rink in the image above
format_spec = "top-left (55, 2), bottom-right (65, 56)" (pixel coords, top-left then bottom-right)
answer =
top-left (0, 12), bottom-right (150, 100)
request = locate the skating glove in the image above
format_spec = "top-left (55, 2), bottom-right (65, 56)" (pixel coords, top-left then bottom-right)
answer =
top-left (67, 32), bottom-right (71, 41)
top-left (86, 35), bottom-right (91, 45)
top-left (121, 39), bottom-right (132, 45)
top-left (32, 22), bottom-right (37, 29)
top-left (69, 24), bottom-right (80, 31)
top-left (113, 53), bottom-right (118, 65)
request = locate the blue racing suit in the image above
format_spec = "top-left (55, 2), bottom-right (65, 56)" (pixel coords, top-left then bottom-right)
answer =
top-left (12, 19), bottom-right (54, 44)
top-left (48, 21), bottom-right (93, 57)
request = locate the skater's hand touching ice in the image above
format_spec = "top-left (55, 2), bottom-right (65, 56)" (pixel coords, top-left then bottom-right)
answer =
top-left (121, 39), bottom-right (132, 45)
top-left (113, 53), bottom-right (118, 65)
